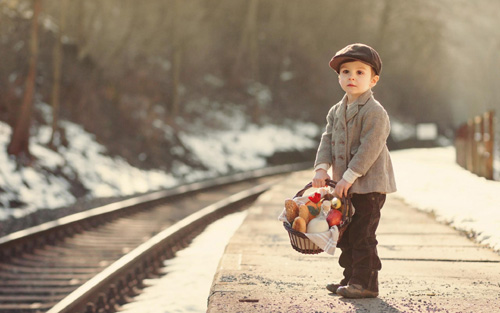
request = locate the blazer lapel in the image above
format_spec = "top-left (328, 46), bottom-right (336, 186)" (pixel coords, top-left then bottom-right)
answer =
top-left (345, 103), bottom-right (359, 123)
top-left (345, 89), bottom-right (373, 123)
top-left (336, 94), bottom-right (348, 121)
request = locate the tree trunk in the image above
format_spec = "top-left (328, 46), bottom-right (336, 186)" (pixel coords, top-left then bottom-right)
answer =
top-left (103, 1), bottom-right (138, 66)
top-left (170, 0), bottom-right (182, 118)
top-left (7, 0), bottom-right (42, 161)
top-left (269, 0), bottom-right (298, 95)
top-left (48, 0), bottom-right (67, 148)
top-left (171, 45), bottom-right (182, 118)
top-left (232, 0), bottom-right (260, 83)
top-left (76, 1), bottom-right (98, 62)
top-left (377, 0), bottom-right (393, 47)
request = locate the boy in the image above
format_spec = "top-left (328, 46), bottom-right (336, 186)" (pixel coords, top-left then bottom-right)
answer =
top-left (312, 43), bottom-right (396, 298)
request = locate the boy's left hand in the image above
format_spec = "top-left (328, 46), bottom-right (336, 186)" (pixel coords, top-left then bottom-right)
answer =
top-left (335, 179), bottom-right (352, 198)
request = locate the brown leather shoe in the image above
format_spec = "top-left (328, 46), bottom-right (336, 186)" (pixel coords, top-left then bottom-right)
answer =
top-left (336, 284), bottom-right (378, 298)
top-left (326, 283), bottom-right (344, 293)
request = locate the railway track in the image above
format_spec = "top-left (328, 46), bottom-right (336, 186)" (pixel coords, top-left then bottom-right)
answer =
top-left (0, 163), bottom-right (308, 313)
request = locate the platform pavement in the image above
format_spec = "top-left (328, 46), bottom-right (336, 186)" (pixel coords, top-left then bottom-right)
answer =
top-left (207, 170), bottom-right (500, 313)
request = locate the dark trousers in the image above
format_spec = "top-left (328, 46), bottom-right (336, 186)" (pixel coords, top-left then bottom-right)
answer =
top-left (336, 192), bottom-right (386, 292)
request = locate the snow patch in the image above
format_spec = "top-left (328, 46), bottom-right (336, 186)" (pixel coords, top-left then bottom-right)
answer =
top-left (392, 147), bottom-right (500, 253)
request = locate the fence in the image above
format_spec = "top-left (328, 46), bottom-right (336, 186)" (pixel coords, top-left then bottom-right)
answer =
top-left (455, 110), bottom-right (497, 180)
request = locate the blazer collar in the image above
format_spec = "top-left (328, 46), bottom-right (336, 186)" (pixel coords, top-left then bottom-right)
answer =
top-left (337, 89), bottom-right (373, 122)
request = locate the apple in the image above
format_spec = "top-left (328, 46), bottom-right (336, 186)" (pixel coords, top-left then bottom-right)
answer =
top-left (331, 197), bottom-right (342, 209)
top-left (326, 209), bottom-right (342, 227)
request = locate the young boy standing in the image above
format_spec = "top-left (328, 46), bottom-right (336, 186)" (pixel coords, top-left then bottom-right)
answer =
top-left (312, 43), bottom-right (397, 298)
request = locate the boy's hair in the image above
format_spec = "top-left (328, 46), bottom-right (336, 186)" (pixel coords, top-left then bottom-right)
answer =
top-left (330, 43), bottom-right (382, 76)
top-left (338, 60), bottom-right (378, 77)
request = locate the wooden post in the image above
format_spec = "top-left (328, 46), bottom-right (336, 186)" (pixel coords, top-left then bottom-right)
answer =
top-left (484, 111), bottom-right (494, 180)
top-left (457, 124), bottom-right (468, 168)
top-left (455, 110), bottom-right (496, 180)
top-left (472, 116), bottom-right (483, 176)
top-left (465, 119), bottom-right (474, 172)
top-left (454, 124), bottom-right (465, 167)
top-left (477, 115), bottom-right (485, 177)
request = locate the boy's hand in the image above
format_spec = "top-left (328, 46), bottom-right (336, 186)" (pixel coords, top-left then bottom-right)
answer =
top-left (312, 169), bottom-right (330, 188)
top-left (335, 178), bottom-right (352, 198)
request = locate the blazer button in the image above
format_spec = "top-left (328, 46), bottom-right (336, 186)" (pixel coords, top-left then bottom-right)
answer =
top-left (331, 141), bottom-right (335, 146)
top-left (339, 140), bottom-right (345, 145)
top-left (338, 155), bottom-right (344, 160)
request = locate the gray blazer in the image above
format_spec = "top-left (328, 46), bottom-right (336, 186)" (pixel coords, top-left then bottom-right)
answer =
top-left (314, 89), bottom-right (397, 194)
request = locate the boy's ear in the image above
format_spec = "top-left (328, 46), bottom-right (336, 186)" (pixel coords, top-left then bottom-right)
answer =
top-left (370, 75), bottom-right (380, 87)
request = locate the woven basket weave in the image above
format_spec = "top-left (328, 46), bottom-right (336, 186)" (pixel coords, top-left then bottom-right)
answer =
top-left (283, 221), bottom-right (323, 254)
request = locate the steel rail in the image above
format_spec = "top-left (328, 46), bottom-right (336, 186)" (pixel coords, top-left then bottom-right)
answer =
top-left (47, 181), bottom-right (274, 313)
top-left (0, 162), bottom-right (308, 263)
top-left (0, 162), bottom-right (309, 312)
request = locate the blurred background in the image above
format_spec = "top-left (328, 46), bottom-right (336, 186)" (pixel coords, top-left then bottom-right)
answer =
top-left (1, 0), bottom-right (499, 220)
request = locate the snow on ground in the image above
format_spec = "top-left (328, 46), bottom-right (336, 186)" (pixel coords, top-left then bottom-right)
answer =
top-left (391, 147), bottom-right (500, 253)
top-left (119, 210), bottom-right (248, 313)
top-left (179, 122), bottom-right (318, 174)
top-left (0, 121), bottom-right (177, 219)
top-left (0, 104), bottom-right (319, 220)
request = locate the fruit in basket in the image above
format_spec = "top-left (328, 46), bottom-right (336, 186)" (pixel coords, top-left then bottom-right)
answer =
top-left (307, 215), bottom-right (329, 233)
top-left (284, 199), bottom-right (299, 223)
top-left (292, 216), bottom-right (307, 232)
top-left (331, 197), bottom-right (342, 209)
top-left (326, 209), bottom-right (342, 227)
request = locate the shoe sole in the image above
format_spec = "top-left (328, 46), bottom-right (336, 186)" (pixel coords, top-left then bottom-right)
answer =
top-left (336, 288), bottom-right (378, 298)
top-left (326, 284), bottom-right (343, 293)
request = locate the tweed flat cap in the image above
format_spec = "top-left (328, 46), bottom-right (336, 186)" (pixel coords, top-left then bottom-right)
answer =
top-left (329, 43), bottom-right (382, 75)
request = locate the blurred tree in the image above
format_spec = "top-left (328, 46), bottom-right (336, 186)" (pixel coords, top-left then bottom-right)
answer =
top-left (232, 0), bottom-right (260, 83)
top-left (2, 0), bottom-right (499, 169)
top-left (370, 1), bottom-right (452, 125)
top-left (170, 0), bottom-right (183, 118)
top-left (48, 0), bottom-right (67, 149)
top-left (7, 0), bottom-right (42, 162)
top-left (233, 0), bottom-right (260, 122)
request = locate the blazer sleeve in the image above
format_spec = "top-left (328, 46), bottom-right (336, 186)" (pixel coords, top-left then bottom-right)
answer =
top-left (348, 104), bottom-right (391, 175)
top-left (314, 106), bottom-right (336, 167)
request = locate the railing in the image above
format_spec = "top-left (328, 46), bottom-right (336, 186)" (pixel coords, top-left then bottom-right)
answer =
top-left (455, 110), bottom-right (496, 180)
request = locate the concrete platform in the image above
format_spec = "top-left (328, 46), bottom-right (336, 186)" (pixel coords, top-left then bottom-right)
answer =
top-left (207, 170), bottom-right (500, 312)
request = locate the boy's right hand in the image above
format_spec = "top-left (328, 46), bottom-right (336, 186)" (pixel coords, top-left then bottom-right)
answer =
top-left (312, 169), bottom-right (330, 188)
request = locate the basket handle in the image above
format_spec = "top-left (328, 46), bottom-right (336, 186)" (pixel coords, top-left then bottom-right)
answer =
top-left (294, 179), bottom-right (337, 198)
top-left (340, 193), bottom-right (353, 225)
top-left (294, 179), bottom-right (353, 223)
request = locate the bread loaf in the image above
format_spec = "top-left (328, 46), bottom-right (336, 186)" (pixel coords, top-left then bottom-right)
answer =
top-left (292, 216), bottom-right (307, 233)
top-left (284, 199), bottom-right (299, 223)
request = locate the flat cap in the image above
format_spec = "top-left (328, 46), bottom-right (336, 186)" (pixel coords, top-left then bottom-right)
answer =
top-left (329, 43), bottom-right (382, 75)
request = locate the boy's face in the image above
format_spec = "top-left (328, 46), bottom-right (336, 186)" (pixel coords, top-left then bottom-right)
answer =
top-left (338, 61), bottom-right (379, 101)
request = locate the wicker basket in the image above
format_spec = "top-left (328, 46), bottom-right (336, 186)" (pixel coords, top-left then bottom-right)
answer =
top-left (283, 221), bottom-right (323, 254)
top-left (283, 179), bottom-right (352, 255)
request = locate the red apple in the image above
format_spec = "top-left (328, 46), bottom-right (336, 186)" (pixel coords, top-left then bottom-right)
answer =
top-left (326, 209), bottom-right (342, 227)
